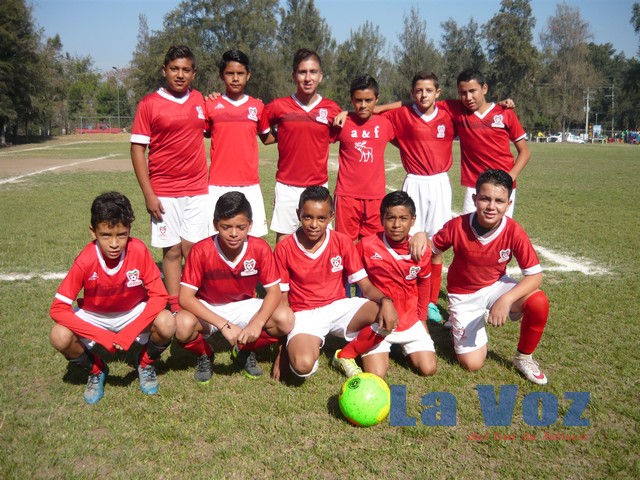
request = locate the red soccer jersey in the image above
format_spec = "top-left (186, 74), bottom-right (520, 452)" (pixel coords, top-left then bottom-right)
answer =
top-left (130, 88), bottom-right (208, 197)
top-left (205, 94), bottom-right (263, 186)
top-left (331, 113), bottom-right (394, 199)
top-left (440, 100), bottom-right (526, 188)
top-left (431, 214), bottom-right (542, 295)
top-left (274, 230), bottom-right (367, 312)
top-left (181, 235), bottom-right (280, 305)
top-left (358, 232), bottom-right (431, 331)
top-left (49, 238), bottom-right (168, 352)
top-left (259, 95), bottom-right (342, 186)
top-left (383, 104), bottom-right (454, 176)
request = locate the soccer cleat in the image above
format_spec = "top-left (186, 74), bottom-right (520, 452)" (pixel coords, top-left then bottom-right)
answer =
top-left (428, 303), bottom-right (444, 324)
top-left (331, 349), bottom-right (363, 378)
top-left (232, 346), bottom-right (263, 379)
top-left (84, 364), bottom-right (109, 404)
top-left (194, 354), bottom-right (214, 384)
top-left (513, 354), bottom-right (548, 385)
top-left (138, 363), bottom-right (159, 395)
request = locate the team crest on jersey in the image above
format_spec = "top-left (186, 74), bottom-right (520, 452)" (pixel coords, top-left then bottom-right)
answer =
top-left (196, 105), bottom-right (205, 120)
top-left (498, 249), bottom-right (511, 263)
top-left (88, 271), bottom-right (99, 281)
top-left (247, 107), bottom-right (258, 121)
top-left (158, 223), bottom-right (168, 239)
top-left (316, 108), bottom-right (329, 124)
top-left (330, 255), bottom-right (344, 272)
top-left (240, 259), bottom-right (258, 276)
top-left (491, 115), bottom-right (505, 128)
top-left (126, 269), bottom-right (143, 287)
top-left (370, 252), bottom-right (383, 261)
top-left (437, 124), bottom-right (446, 138)
top-left (405, 266), bottom-right (421, 280)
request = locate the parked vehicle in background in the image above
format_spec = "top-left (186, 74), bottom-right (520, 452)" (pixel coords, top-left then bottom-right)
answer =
top-left (546, 132), bottom-right (563, 143)
top-left (566, 133), bottom-right (585, 144)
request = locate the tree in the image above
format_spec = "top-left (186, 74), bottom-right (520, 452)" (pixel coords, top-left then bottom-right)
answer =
top-left (484, 0), bottom-right (539, 128)
top-left (440, 18), bottom-right (486, 98)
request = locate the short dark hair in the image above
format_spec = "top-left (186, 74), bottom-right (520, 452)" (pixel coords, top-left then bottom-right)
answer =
top-left (457, 67), bottom-right (485, 86)
top-left (164, 45), bottom-right (196, 69)
top-left (411, 71), bottom-right (440, 89)
top-left (350, 74), bottom-right (379, 97)
top-left (380, 190), bottom-right (416, 219)
top-left (218, 49), bottom-right (250, 75)
top-left (213, 191), bottom-right (253, 223)
top-left (475, 169), bottom-right (513, 197)
top-left (90, 192), bottom-right (135, 229)
top-left (298, 186), bottom-right (333, 214)
top-left (292, 48), bottom-right (322, 72)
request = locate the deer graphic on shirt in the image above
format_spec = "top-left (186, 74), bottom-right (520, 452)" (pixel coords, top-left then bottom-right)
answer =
top-left (354, 141), bottom-right (373, 163)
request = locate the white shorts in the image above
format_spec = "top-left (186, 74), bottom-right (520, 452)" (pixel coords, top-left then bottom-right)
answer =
top-left (362, 320), bottom-right (435, 357)
top-left (448, 275), bottom-right (523, 354)
top-left (151, 195), bottom-right (211, 247)
top-left (402, 173), bottom-right (452, 237)
top-left (463, 187), bottom-right (516, 218)
top-left (209, 184), bottom-right (268, 238)
top-left (76, 302), bottom-right (151, 349)
top-left (270, 181), bottom-right (330, 234)
top-left (287, 297), bottom-right (371, 346)
top-left (198, 298), bottom-right (263, 337)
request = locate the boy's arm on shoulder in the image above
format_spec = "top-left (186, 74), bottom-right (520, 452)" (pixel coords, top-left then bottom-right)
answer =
top-left (374, 101), bottom-right (403, 114)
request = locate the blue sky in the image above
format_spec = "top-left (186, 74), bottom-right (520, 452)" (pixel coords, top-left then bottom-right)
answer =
top-left (31, 0), bottom-right (638, 73)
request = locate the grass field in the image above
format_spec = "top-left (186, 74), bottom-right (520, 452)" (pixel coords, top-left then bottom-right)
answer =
top-left (0, 135), bottom-right (638, 479)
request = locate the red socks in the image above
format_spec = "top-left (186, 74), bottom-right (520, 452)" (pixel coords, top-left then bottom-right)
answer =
top-left (180, 333), bottom-right (213, 358)
top-left (430, 262), bottom-right (443, 304)
top-left (517, 291), bottom-right (549, 354)
top-left (338, 325), bottom-right (384, 359)
top-left (89, 352), bottom-right (105, 375)
top-left (239, 330), bottom-right (279, 352)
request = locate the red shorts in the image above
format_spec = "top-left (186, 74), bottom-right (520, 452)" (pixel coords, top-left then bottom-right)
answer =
top-left (334, 195), bottom-right (383, 242)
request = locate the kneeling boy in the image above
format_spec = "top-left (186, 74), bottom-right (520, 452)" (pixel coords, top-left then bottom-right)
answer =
top-left (49, 192), bottom-right (175, 404)
top-left (431, 169), bottom-right (549, 384)
top-left (358, 191), bottom-right (437, 378)
top-left (274, 186), bottom-right (398, 379)
top-left (175, 191), bottom-right (293, 382)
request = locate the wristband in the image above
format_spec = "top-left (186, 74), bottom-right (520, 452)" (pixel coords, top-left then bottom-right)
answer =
top-left (220, 322), bottom-right (231, 330)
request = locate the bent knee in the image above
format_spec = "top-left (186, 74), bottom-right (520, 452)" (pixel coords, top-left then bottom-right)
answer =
top-left (153, 310), bottom-right (176, 339)
top-left (49, 324), bottom-right (76, 350)
top-left (174, 311), bottom-right (199, 342)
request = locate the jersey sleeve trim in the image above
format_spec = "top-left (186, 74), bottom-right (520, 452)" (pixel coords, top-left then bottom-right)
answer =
top-left (180, 282), bottom-right (199, 291)
top-left (522, 265), bottom-right (543, 276)
top-left (262, 278), bottom-right (281, 289)
top-left (130, 134), bottom-right (150, 145)
top-left (348, 268), bottom-right (367, 284)
top-left (55, 293), bottom-right (74, 305)
top-left (279, 282), bottom-right (290, 292)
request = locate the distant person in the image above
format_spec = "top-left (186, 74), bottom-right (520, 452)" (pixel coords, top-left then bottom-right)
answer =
top-left (259, 49), bottom-right (342, 243)
top-left (49, 192), bottom-right (175, 404)
top-left (130, 45), bottom-right (209, 313)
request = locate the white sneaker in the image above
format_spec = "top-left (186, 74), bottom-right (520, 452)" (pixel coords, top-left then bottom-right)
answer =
top-left (513, 354), bottom-right (548, 385)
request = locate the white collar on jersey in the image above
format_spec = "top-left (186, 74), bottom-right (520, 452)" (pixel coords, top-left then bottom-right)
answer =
top-left (382, 233), bottom-right (412, 261)
top-left (214, 235), bottom-right (249, 269)
top-left (469, 213), bottom-right (508, 245)
top-left (291, 93), bottom-right (323, 112)
top-left (221, 94), bottom-right (249, 107)
top-left (293, 228), bottom-right (331, 259)
top-left (157, 87), bottom-right (191, 104)
top-left (473, 102), bottom-right (496, 120)
top-left (95, 243), bottom-right (125, 275)
top-left (412, 103), bottom-right (439, 123)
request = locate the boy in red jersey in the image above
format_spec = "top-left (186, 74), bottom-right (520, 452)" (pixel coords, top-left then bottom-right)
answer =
top-left (130, 45), bottom-right (210, 313)
top-left (442, 68), bottom-right (530, 216)
top-left (49, 192), bottom-right (175, 404)
top-left (431, 169), bottom-right (549, 384)
top-left (259, 49), bottom-right (342, 243)
top-left (206, 50), bottom-right (272, 238)
top-left (175, 192), bottom-right (294, 382)
top-left (330, 74), bottom-right (394, 243)
top-left (358, 191), bottom-right (436, 378)
top-left (274, 186), bottom-right (398, 380)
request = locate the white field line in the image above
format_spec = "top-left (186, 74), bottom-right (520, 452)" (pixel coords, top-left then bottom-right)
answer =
top-left (0, 140), bottom-right (96, 155)
top-left (0, 154), bottom-right (117, 185)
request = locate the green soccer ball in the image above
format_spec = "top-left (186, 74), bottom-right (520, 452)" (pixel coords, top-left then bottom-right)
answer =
top-left (338, 372), bottom-right (391, 427)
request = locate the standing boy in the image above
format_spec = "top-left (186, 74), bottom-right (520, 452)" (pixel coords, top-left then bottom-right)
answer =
top-left (49, 192), bottom-right (175, 404)
top-left (274, 186), bottom-right (398, 379)
top-left (175, 192), bottom-right (294, 382)
top-left (442, 68), bottom-right (530, 216)
top-left (431, 169), bottom-right (549, 384)
top-left (130, 45), bottom-right (209, 313)
top-left (357, 191), bottom-right (437, 378)
top-left (205, 49), bottom-right (271, 238)
top-left (259, 49), bottom-right (342, 243)
top-left (330, 75), bottom-right (394, 243)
